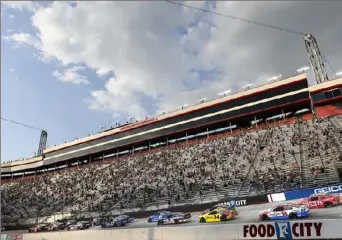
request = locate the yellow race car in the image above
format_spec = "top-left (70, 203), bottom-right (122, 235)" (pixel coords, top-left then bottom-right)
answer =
top-left (199, 207), bottom-right (237, 223)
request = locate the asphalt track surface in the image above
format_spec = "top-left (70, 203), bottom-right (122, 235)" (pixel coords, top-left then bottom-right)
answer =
top-left (3, 200), bottom-right (342, 235)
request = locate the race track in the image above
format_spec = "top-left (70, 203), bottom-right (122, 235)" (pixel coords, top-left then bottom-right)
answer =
top-left (3, 200), bottom-right (342, 235)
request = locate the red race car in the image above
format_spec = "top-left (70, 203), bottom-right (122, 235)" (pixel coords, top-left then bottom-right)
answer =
top-left (298, 193), bottom-right (341, 209)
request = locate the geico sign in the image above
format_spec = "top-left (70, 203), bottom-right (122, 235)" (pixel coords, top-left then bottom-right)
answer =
top-left (314, 185), bottom-right (342, 194)
top-left (242, 222), bottom-right (322, 238)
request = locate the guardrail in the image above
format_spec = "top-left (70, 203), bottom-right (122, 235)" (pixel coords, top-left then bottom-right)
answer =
top-left (2, 219), bottom-right (342, 240)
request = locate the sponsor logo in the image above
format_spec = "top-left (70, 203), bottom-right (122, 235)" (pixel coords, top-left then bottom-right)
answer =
top-left (314, 184), bottom-right (342, 194)
top-left (242, 222), bottom-right (322, 239)
top-left (6, 234), bottom-right (23, 240)
top-left (275, 222), bottom-right (292, 240)
top-left (221, 199), bottom-right (247, 207)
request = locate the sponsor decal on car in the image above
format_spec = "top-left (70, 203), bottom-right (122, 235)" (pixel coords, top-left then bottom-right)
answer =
top-left (242, 222), bottom-right (322, 240)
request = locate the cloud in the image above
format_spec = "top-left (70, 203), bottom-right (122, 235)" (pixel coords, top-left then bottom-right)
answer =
top-left (4, 1), bottom-right (342, 119)
top-left (9, 68), bottom-right (14, 73)
top-left (52, 66), bottom-right (89, 85)
top-left (1, 1), bottom-right (37, 12)
top-left (9, 14), bottom-right (15, 19)
top-left (2, 33), bottom-right (41, 49)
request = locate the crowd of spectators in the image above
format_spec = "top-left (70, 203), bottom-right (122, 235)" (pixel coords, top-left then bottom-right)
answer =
top-left (1, 115), bottom-right (341, 225)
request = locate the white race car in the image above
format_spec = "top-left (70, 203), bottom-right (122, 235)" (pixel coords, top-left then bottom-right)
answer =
top-left (258, 203), bottom-right (309, 221)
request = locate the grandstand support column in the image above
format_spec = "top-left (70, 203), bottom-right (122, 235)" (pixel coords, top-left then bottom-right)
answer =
top-left (89, 156), bottom-right (92, 164)
top-left (117, 149), bottom-right (119, 158)
top-left (282, 109), bottom-right (285, 121)
top-left (166, 137), bottom-right (169, 146)
top-left (206, 128), bottom-right (209, 138)
top-left (148, 141), bottom-right (151, 151)
top-left (309, 94), bottom-right (317, 118)
top-left (132, 145), bottom-right (135, 154)
top-left (186, 132), bottom-right (188, 143)
top-left (254, 116), bottom-right (258, 127)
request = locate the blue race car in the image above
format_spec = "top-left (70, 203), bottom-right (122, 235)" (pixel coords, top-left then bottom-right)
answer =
top-left (259, 203), bottom-right (309, 221)
top-left (147, 211), bottom-right (172, 223)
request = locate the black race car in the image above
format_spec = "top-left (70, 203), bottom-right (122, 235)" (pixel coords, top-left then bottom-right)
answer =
top-left (116, 215), bottom-right (134, 224)
top-left (157, 212), bottom-right (191, 225)
top-left (101, 216), bottom-right (126, 228)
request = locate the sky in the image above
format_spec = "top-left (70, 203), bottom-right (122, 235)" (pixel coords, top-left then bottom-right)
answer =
top-left (1, 1), bottom-right (342, 162)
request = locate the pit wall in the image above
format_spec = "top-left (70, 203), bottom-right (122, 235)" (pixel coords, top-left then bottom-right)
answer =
top-left (2, 219), bottom-right (342, 240)
top-left (268, 183), bottom-right (342, 202)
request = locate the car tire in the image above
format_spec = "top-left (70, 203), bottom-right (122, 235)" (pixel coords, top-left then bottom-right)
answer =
top-left (220, 215), bottom-right (227, 222)
top-left (148, 218), bottom-right (152, 223)
top-left (261, 215), bottom-right (269, 221)
top-left (324, 202), bottom-right (332, 208)
top-left (175, 219), bottom-right (179, 224)
top-left (289, 213), bottom-right (297, 219)
top-left (199, 217), bottom-right (206, 223)
top-left (157, 221), bottom-right (163, 226)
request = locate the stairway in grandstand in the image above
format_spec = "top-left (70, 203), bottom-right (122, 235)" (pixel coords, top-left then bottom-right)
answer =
top-left (299, 118), bottom-right (340, 187)
top-left (330, 116), bottom-right (342, 151)
top-left (237, 128), bottom-right (270, 196)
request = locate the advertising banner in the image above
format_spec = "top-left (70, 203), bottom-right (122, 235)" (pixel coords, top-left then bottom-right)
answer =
top-left (284, 183), bottom-right (342, 200)
top-left (5, 234), bottom-right (23, 240)
top-left (239, 220), bottom-right (341, 240)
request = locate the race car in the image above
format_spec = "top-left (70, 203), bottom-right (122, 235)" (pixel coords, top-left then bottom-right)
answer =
top-left (298, 193), bottom-right (341, 209)
top-left (201, 201), bottom-right (237, 214)
top-left (258, 203), bottom-right (309, 221)
top-left (67, 221), bottom-right (91, 231)
top-left (199, 207), bottom-right (237, 223)
top-left (116, 214), bottom-right (134, 224)
top-left (64, 220), bottom-right (77, 230)
top-left (147, 211), bottom-right (171, 223)
top-left (101, 216), bottom-right (127, 228)
top-left (28, 223), bottom-right (50, 233)
top-left (157, 212), bottom-right (191, 225)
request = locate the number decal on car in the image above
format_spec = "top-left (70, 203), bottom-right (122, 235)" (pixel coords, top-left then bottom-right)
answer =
top-left (309, 201), bottom-right (323, 206)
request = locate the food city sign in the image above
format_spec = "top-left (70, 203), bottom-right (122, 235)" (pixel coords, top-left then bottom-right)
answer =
top-left (313, 184), bottom-right (342, 194)
top-left (242, 222), bottom-right (323, 240)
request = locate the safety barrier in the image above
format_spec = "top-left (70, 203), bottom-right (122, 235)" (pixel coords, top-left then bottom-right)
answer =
top-left (2, 219), bottom-right (342, 240)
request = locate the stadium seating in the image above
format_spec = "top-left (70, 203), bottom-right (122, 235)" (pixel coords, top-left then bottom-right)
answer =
top-left (1, 115), bottom-right (341, 226)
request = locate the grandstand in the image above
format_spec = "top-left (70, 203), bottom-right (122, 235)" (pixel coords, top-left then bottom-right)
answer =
top-left (1, 73), bottom-right (342, 227)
